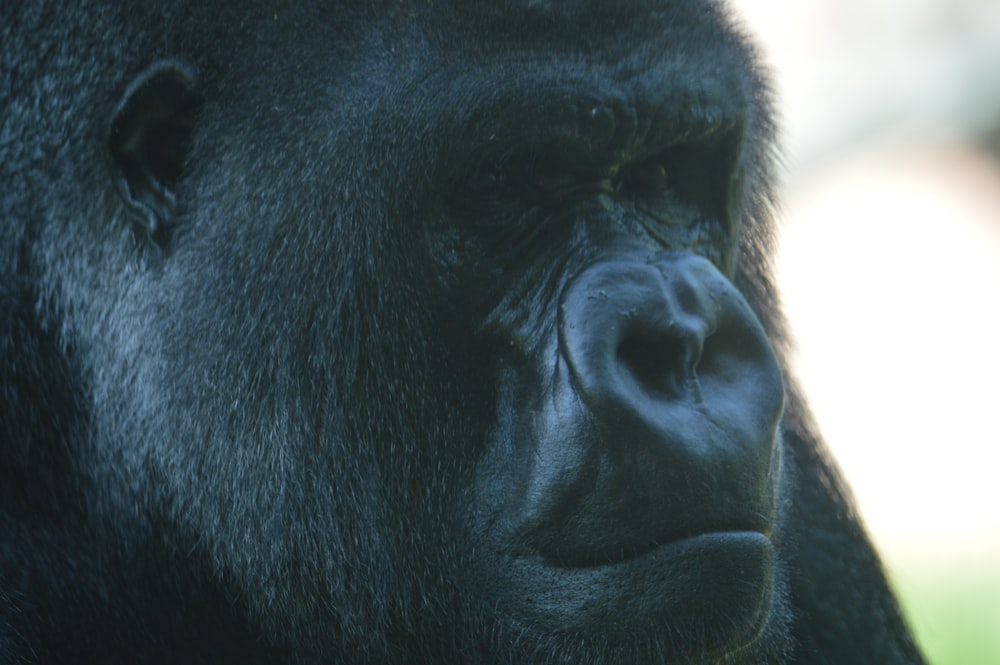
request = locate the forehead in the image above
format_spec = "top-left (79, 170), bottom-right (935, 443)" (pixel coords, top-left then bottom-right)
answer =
top-left (420, 0), bottom-right (735, 47)
top-left (358, 0), bottom-right (749, 94)
top-left (188, 1), bottom-right (745, 82)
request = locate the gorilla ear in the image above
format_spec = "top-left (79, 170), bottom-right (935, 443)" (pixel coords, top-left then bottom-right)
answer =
top-left (109, 61), bottom-right (202, 243)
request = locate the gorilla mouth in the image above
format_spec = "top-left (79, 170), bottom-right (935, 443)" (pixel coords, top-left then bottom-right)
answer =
top-left (499, 531), bottom-right (777, 645)
top-left (538, 524), bottom-right (772, 570)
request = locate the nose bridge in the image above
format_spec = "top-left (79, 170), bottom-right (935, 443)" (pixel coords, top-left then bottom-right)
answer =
top-left (558, 254), bottom-right (719, 408)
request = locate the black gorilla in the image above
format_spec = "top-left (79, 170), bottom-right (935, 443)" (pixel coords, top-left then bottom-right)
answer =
top-left (1, 1), bottom-right (925, 663)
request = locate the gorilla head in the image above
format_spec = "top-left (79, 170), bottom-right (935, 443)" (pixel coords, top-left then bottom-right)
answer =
top-left (1, 1), bottom-right (924, 664)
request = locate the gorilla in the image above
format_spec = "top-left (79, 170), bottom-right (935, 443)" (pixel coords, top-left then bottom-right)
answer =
top-left (1, 1), bottom-right (925, 663)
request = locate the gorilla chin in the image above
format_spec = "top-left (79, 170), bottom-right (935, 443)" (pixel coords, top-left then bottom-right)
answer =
top-left (492, 532), bottom-right (776, 648)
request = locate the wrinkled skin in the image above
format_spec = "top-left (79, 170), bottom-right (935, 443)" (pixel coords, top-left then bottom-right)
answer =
top-left (0, 2), bottom-right (925, 664)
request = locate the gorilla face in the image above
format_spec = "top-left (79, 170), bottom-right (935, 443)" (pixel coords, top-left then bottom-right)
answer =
top-left (439, 84), bottom-right (786, 651)
top-left (1, 1), bottom-right (924, 664)
top-left (133, 8), bottom-right (784, 659)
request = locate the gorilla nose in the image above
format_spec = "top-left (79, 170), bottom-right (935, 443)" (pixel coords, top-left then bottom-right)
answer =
top-left (561, 260), bottom-right (712, 406)
top-left (559, 253), bottom-right (784, 432)
top-left (559, 253), bottom-right (784, 457)
top-left (532, 253), bottom-right (785, 564)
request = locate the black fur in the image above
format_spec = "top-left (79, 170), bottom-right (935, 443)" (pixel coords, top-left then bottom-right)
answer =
top-left (1, 2), bottom-right (924, 663)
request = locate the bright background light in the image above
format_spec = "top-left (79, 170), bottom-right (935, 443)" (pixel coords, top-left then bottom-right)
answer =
top-left (730, 1), bottom-right (1000, 662)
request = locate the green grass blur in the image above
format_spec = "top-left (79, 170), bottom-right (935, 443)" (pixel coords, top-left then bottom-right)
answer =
top-left (893, 560), bottom-right (1000, 665)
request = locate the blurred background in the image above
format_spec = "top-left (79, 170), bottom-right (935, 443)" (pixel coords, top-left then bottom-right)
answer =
top-left (730, 1), bottom-right (1000, 663)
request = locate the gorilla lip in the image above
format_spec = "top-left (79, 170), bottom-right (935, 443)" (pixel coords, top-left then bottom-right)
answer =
top-left (532, 506), bottom-right (774, 570)
top-left (499, 532), bottom-right (776, 641)
top-left (536, 519), bottom-right (774, 570)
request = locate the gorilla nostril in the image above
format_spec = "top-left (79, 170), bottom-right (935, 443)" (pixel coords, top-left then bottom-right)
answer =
top-left (616, 325), bottom-right (702, 398)
top-left (617, 331), bottom-right (674, 394)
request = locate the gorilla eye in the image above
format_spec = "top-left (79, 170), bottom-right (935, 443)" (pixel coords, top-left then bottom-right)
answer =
top-left (619, 137), bottom-right (735, 222)
top-left (622, 162), bottom-right (670, 195)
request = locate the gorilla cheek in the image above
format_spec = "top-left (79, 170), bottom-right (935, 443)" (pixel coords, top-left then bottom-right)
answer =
top-left (468, 252), bottom-right (784, 652)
